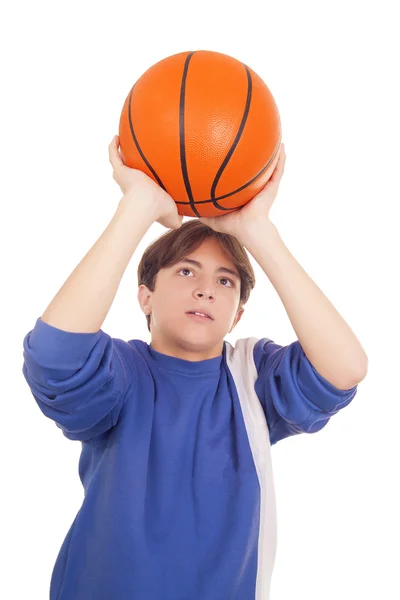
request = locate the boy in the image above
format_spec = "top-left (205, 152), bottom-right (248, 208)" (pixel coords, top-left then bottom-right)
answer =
top-left (22, 136), bottom-right (368, 600)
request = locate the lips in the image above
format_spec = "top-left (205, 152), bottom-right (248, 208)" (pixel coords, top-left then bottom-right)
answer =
top-left (186, 311), bottom-right (213, 320)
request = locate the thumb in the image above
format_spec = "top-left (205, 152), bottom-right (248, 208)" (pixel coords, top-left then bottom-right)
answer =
top-left (173, 214), bottom-right (184, 229)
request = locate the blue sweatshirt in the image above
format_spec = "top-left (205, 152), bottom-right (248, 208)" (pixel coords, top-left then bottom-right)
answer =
top-left (22, 317), bottom-right (358, 600)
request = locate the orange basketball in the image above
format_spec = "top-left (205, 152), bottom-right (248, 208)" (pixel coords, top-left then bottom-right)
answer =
top-left (118, 50), bottom-right (282, 218)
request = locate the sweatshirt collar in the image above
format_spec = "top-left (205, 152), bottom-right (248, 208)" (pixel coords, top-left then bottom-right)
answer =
top-left (147, 342), bottom-right (225, 374)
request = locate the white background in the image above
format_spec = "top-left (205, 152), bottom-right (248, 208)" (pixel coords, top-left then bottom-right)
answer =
top-left (2, 0), bottom-right (399, 598)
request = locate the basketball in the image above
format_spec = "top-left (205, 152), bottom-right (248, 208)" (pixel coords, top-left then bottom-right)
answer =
top-left (118, 50), bottom-right (282, 218)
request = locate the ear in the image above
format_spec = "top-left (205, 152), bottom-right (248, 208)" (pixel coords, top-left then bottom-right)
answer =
top-left (138, 284), bottom-right (152, 315)
top-left (229, 307), bottom-right (245, 333)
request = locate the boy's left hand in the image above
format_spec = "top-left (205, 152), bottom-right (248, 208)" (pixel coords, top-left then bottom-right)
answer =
top-left (198, 143), bottom-right (286, 241)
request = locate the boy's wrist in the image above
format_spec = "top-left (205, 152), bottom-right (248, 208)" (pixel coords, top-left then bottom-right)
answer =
top-left (117, 191), bottom-right (160, 222)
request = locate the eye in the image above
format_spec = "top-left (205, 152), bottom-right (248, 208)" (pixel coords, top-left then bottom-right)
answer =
top-left (178, 268), bottom-right (234, 287)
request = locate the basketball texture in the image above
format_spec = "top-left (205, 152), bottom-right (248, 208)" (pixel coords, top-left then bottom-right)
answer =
top-left (119, 50), bottom-right (282, 218)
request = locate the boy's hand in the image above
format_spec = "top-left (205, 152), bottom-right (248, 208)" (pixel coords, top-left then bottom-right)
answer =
top-left (109, 136), bottom-right (183, 230)
top-left (199, 143), bottom-right (286, 242)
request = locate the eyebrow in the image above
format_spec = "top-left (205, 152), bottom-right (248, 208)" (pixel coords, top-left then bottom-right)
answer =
top-left (177, 258), bottom-right (240, 281)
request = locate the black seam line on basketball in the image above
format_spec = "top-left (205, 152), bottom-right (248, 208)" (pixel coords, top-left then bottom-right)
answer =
top-left (174, 135), bottom-right (281, 207)
top-left (127, 86), bottom-right (167, 192)
top-left (210, 65), bottom-right (252, 206)
top-left (180, 51), bottom-right (200, 216)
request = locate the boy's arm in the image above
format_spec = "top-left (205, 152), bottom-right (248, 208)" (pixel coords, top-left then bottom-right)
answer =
top-left (22, 193), bottom-right (160, 441)
top-left (241, 221), bottom-right (368, 390)
top-left (40, 193), bottom-right (159, 334)
top-left (40, 132), bottom-right (182, 334)
top-left (253, 337), bottom-right (358, 447)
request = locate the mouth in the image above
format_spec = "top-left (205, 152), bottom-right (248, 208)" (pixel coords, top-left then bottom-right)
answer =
top-left (186, 312), bottom-right (214, 322)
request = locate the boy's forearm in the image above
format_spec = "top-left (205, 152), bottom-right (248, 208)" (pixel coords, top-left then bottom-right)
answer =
top-left (240, 221), bottom-right (368, 389)
top-left (40, 194), bottom-right (159, 334)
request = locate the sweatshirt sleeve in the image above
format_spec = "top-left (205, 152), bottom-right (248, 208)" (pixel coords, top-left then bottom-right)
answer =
top-left (22, 317), bottom-right (136, 442)
top-left (253, 338), bottom-right (358, 446)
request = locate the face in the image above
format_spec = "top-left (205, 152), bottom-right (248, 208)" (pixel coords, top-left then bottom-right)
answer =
top-left (138, 237), bottom-right (245, 361)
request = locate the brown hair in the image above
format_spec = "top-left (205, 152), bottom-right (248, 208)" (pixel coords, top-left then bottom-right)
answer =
top-left (137, 219), bottom-right (256, 332)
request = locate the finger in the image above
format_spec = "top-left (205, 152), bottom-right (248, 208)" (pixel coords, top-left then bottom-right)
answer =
top-left (108, 135), bottom-right (118, 149)
top-left (276, 144), bottom-right (286, 168)
top-left (109, 136), bottom-right (124, 168)
top-left (269, 157), bottom-right (284, 184)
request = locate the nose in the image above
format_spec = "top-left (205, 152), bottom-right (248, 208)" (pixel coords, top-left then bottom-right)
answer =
top-left (196, 285), bottom-right (215, 300)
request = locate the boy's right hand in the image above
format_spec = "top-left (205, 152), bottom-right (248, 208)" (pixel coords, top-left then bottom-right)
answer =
top-left (108, 135), bottom-right (183, 230)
